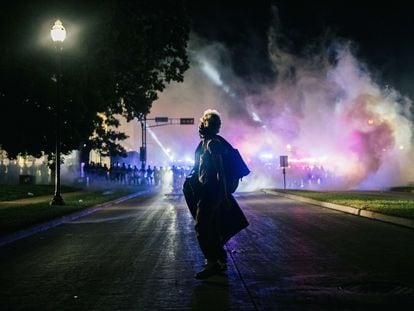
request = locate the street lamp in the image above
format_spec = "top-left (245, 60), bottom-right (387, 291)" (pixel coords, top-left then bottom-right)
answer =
top-left (51, 19), bottom-right (66, 42)
top-left (50, 19), bottom-right (66, 206)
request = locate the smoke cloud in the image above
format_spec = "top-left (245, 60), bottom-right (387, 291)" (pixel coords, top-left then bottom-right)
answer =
top-left (137, 23), bottom-right (414, 191)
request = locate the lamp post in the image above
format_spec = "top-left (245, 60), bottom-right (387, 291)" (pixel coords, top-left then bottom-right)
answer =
top-left (50, 19), bottom-right (66, 206)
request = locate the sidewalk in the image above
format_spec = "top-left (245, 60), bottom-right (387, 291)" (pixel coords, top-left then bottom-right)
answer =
top-left (262, 189), bottom-right (414, 230)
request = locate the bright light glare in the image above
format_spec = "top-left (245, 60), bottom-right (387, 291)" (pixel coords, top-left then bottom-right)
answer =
top-left (289, 156), bottom-right (328, 163)
top-left (258, 152), bottom-right (274, 160)
top-left (184, 156), bottom-right (195, 164)
top-left (51, 19), bottom-right (66, 42)
top-left (147, 128), bottom-right (173, 161)
top-left (201, 60), bottom-right (222, 86)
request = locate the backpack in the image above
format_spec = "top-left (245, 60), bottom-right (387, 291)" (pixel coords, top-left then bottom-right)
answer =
top-left (217, 136), bottom-right (250, 193)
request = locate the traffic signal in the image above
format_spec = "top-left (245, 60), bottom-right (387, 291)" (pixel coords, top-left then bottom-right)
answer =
top-left (180, 118), bottom-right (194, 125)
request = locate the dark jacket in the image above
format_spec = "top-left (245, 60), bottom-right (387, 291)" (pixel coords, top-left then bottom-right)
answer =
top-left (183, 136), bottom-right (249, 243)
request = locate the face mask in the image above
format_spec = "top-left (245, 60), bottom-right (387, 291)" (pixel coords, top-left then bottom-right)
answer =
top-left (198, 122), bottom-right (213, 138)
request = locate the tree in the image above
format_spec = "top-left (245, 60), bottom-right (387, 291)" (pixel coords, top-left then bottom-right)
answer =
top-left (0, 0), bottom-right (190, 159)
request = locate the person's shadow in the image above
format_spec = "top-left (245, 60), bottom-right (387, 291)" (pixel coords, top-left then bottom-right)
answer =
top-left (189, 273), bottom-right (230, 310)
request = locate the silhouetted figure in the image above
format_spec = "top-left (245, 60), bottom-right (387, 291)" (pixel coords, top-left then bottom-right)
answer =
top-left (146, 165), bottom-right (153, 185)
top-left (119, 163), bottom-right (127, 184)
top-left (132, 165), bottom-right (140, 185)
top-left (139, 165), bottom-right (146, 185)
top-left (126, 164), bottom-right (133, 184)
top-left (183, 109), bottom-right (249, 279)
top-left (153, 166), bottom-right (160, 186)
top-left (171, 165), bottom-right (180, 192)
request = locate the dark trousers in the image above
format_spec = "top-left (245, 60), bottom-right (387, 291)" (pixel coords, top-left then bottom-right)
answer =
top-left (195, 184), bottom-right (226, 262)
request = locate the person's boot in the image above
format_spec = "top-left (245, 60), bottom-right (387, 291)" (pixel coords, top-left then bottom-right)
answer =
top-left (202, 258), bottom-right (227, 271)
top-left (195, 261), bottom-right (221, 279)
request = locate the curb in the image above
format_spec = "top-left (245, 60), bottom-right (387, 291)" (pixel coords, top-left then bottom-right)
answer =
top-left (262, 189), bottom-right (414, 230)
top-left (0, 189), bottom-right (154, 247)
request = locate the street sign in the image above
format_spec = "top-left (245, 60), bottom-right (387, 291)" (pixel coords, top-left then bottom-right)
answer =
top-left (280, 155), bottom-right (288, 190)
top-left (280, 155), bottom-right (288, 168)
top-left (155, 117), bottom-right (169, 123)
top-left (180, 118), bottom-right (194, 125)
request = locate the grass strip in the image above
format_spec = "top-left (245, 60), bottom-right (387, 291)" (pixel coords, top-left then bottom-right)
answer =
top-left (0, 184), bottom-right (80, 201)
top-left (0, 188), bottom-right (137, 235)
top-left (284, 190), bottom-right (414, 220)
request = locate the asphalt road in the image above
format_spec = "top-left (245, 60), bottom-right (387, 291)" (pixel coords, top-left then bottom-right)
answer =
top-left (1, 191), bottom-right (413, 310)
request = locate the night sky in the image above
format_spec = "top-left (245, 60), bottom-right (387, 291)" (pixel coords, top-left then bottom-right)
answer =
top-left (2, 0), bottom-right (413, 98)
top-left (188, 0), bottom-right (414, 99)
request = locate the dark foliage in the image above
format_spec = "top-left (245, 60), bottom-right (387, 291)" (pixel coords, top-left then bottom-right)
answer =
top-left (0, 0), bottom-right (190, 159)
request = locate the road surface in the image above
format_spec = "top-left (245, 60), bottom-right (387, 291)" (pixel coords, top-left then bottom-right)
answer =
top-left (1, 191), bottom-right (413, 310)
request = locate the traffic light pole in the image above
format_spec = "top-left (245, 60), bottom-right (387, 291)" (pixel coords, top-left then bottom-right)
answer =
top-left (140, 116), bottom-right (147, 170)
top-left (138, 117), bottom-right (194, 168)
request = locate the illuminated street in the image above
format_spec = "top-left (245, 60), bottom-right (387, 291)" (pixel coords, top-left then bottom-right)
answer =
top-left (1, 191), bottom-right (413, 310)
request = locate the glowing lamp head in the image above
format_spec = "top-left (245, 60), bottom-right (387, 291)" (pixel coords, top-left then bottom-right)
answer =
top-left (51, 19), bottom-right (66, 42)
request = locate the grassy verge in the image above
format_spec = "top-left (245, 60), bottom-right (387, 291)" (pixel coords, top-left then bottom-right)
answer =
top-left (282, 190), bottom-right (414, 220)
top-left (0, 184), bottom-right (80, 201)
top-left (0, 186), bottom-right (144, 236)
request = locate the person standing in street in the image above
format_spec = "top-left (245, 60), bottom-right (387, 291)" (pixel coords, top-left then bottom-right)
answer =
top-left (183, 109), bottom-right (249, 280)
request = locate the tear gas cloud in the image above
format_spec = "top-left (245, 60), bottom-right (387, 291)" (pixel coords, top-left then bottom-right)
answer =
top-left (143, 33), bottom-right (413, 191)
